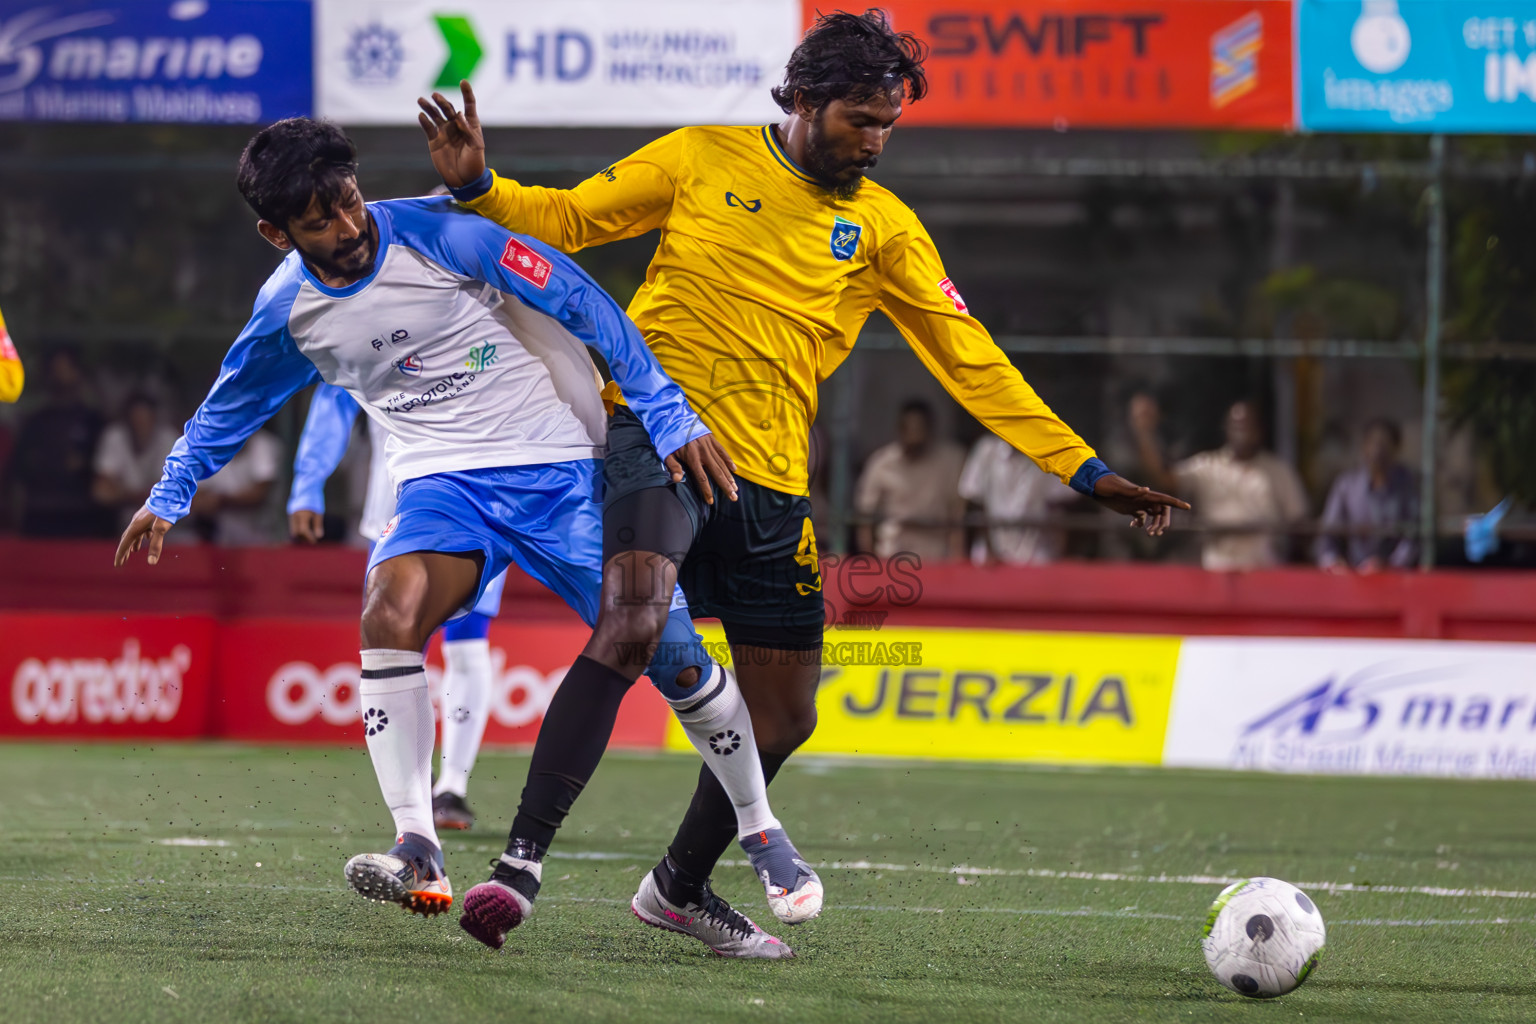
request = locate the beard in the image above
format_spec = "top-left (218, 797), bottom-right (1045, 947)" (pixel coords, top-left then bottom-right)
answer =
top-left (802, 121), bottom-right (870, 201)
top-left (302, 231), bottom-right (377, 283)
top-left (299, 214), bottom-right (380, 282)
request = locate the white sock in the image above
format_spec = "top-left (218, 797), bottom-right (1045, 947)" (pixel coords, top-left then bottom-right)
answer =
top-left (359, 649), bottom-right (439, 848)
top-left (433, 638), bottom-right (493, 799)
top-left (666, 662), bottom-right (781, 839)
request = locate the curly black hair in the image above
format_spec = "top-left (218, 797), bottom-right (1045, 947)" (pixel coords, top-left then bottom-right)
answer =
top-left (771, 9), bottom-right (928, 114)
top-left (236, 118), bottom-right (358, 229)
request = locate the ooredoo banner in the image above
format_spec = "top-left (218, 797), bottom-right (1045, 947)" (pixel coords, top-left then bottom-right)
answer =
top-left (860, 0), bottom-right (1294, 129)
top-left (0, 614), bottom-right (216, 737)
top-left (1163, 637), bottom-right (1536, 778)
top-left (0, 612), bottom-right (667, 745)
top-left (216, 619), bottom-right (668, 746)
top-left (0, 0), bottom-right (313, 123)
top-left (668, 625), bottom-right (1182, 764)
top-left (316, 0), bottom-right (798, 126)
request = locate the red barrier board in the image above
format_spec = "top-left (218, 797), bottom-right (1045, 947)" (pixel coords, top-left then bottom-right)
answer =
top-left (851, 0), bottom-right (1294, 129)
top-left (213, 618), bottom-right (668, 748)
top-left (0, 614), bottom-right (216, 738)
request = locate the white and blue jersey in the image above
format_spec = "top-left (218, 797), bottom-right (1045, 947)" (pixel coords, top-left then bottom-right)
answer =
top-left (150, 196), bottom-right (709, 620)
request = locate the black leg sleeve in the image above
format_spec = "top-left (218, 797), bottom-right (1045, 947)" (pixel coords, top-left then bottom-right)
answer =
top-left (506, 655), bottom-right (634, 854)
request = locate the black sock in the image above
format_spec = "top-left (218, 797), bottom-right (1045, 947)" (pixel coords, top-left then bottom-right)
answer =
top-left (506, 655), bottom-right (634, 855)
top-left (661, 750), bottom-right (791, 902)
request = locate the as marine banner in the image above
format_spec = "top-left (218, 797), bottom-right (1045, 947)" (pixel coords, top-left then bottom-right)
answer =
top-left (1164, 637), bottom-right (1536, 778)
top-left (841, 0), bottom-right (1294, 129)
top-left (0, 0), bottom-right (313, 124)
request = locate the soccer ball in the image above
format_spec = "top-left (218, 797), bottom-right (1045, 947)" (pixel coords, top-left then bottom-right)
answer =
top-left (1201, 877), bottom-right (1326, 998)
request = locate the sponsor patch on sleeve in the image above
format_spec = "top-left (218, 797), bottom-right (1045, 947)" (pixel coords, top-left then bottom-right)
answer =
top-left (938, 277), bottom-right (968, 314)
top-left (499, 239), bottom-right (553, 290)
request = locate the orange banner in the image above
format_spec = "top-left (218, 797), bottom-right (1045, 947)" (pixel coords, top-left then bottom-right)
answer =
top-left (830, 1), bottom-right (1294, 129)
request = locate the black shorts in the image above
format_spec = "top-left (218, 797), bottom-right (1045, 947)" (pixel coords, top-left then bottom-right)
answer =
top-left (604, 405), bottom-right (824, 650)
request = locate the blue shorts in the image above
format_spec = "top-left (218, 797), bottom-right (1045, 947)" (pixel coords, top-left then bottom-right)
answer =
top-left (367, 462), bottom-right (604, 627)
top-left (474, 569), bottom-right (508, 618)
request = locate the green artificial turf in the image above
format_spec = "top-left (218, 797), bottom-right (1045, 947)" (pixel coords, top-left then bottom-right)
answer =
top-left (1, 742), bottom-right (1534, 1023)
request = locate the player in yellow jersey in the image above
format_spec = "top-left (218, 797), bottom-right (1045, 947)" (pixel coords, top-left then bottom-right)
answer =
top-left (0, 306), bottom-right (22, 403)
top-left (420, 11), bottom-right (1188, 956)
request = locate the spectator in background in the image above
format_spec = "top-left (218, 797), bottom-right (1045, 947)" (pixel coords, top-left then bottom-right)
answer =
top-left (1137, 399), bottom-right (1308, 571)
top-left (92, 392), bottom-right (180, 530)
top-left (855, 399), bottom-right (964, 561)
top-left (959, 433), bottom-right (1078, 565)
top-left (1102, 390), bottom-right (1182, 562)
top-left (1316, 418), bottom-right (1418, 573)
top-left (12, 347), bottom-right (110, 537)
top-left (188, 429), bottom-right (282, 545)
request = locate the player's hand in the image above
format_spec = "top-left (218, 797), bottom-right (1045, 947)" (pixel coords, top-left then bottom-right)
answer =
top-left (289, 509), bottom-right (324, 544)
top-left (665, 435), bottom-right (738, 505)
top-left (1091, 474), bottom-right (1190, 537)
top-left (114, 505), bottom-right (173, 567)
top-left (417, 81), bottom-right (486, 189)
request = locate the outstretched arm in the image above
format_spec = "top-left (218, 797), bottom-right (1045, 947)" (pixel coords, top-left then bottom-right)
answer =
top-left (287, 383), bottom-right (363, 543)
top-left (419, 81), bottom-right (679, 252)
top-left (876, 223), bottom-right (1188, 535)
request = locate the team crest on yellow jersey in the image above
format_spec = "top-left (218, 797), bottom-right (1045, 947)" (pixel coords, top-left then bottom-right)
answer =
top-left (830, 216), bottom-right (862, 261)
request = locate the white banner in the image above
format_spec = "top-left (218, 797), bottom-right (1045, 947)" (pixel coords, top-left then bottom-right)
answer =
top-left (1164, 637), bottom-right (1536, 779)
top-left (316, 0), bottom-right (798, 126)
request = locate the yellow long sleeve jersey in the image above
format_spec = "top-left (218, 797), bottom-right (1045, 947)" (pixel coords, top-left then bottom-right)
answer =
top-left (466, 124), bottom-right (1095, 495)
top-left (0, 306), bottom-right (22, 404)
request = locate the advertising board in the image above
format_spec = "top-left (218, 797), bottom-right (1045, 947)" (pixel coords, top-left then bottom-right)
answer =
top-left (1164, 637), bottom-right (1536, 777)
top-left (858, 0), bottom-right (1294, 129)
top-left (1298, 0), bottom-right (1536, 131)
top-left (317, 0), bottom-right (797, 126)
top-left (0, 613), bottom-right (216, 737)
top-left (668, 625), bottom-right (1182, 764)
top-left (214, 618), bottom-right (668, 747)
top-left (0, 0), bottom-right (312, 123)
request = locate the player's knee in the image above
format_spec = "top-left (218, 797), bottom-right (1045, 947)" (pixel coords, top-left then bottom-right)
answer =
top-left (760, 700), bottom-right (817, 754)
top-left (592, 599), bottom-right (670, 675)
top-left (360, 584), bottom-right (429, 650)
top-left (598, 598), bottom-right (670, 645)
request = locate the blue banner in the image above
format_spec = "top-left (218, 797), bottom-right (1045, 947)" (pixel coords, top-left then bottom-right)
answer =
top-left (1299, 0), bottom-right (1536, 132)
top-left (0, 0), bottom-right (311, 123)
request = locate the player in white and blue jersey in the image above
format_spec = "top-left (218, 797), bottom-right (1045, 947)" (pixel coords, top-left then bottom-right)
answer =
top-left (288, 382), bottom-right (502, 832)
top-left (114, 118), bottom-right (813, 957)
